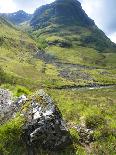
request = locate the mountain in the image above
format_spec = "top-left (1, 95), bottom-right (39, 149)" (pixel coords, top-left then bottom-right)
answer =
top-left (28, 0), bottom-right (116, 88)
top-left (0, 10), bottom-right (32, 25)
top-left (31, 0), bottom-right (94, 27)
top-left (30, 0), bottom-right (116, 52)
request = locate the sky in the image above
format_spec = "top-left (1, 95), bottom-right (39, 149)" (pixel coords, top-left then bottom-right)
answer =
top-left (0, 0), bottom-right (116, 43)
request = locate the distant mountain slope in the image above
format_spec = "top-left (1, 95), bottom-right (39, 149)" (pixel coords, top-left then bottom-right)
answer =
top-left (28, 0), bottom-right (116, 87)
top-left (0, 10), bottom-right (32, 25)
top-left (31, 0), bottom-right (94, 28)
top-left (30, 0), bottom-right (116, 53)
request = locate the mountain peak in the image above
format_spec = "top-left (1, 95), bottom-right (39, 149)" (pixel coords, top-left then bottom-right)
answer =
top-left (16, 10), bottom-right (27, 13)
top-left (31, 0), bottom-right (94, 28)
top-left (0, 10), bottom-right (32, 25)
top-left (55, 0), bottom-right (81, 5)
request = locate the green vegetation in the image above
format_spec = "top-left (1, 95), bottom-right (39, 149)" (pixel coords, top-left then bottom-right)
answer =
top-left (0, 0), bottom-right (116, 154)
top-left (48, 87), bottom-right (116, 154)
top-left (0, 116), bottom-right (25, 155)
top-left (1, 86), bottom-right (115, 155)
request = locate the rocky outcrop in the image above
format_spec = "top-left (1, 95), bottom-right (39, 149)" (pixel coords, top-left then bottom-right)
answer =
top-left (0, 88), bottom-right (28, 124)
top-left (31, 0), bottom-right (95, 28)
top-left (48, 40), bottom-right (72, 48)
top-left (75, 125), bottom-right (94, 145)
top-left (0, 89), bottom-right (14, 124)
top-left (23, 90), bottom-right (72, 152)
top-left (0, 88), bottom-right (72, 153)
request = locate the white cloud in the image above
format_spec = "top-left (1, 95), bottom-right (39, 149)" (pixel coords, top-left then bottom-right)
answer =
top-left (108, 32), bottom-right (116, 43)
top-left (0, 0), bottom-right (54, 13)
top-left (80, 0), bottom-right (116, 43)
top-left (14, 0), bottom-right (54, 13)
top-left (0, 0), bottom-right (17, 13)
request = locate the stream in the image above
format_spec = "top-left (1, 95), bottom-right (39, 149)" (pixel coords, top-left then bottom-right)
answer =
top-left (51, 84), bottom-right (116, 91)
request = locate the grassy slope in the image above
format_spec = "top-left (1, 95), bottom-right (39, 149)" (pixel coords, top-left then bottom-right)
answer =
top-left (48, 87), bottom-right (116, 155)
top-left (0, 17), bottom-right (44, 88)
top-left (29, 24), bottom-right (116, 87)
top-left (0, 18), bottom-right (81, 89)
top-left (1, 17), bottom-right (115, 89)
top-left (0, 14), bottom-right (116, 155)
top-left (17, 18), bottom-right (116, 154)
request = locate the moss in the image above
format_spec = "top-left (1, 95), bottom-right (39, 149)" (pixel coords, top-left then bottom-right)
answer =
top-left (0, 116), bottom-right (25, 155)
top-left (15, 86), bottom-right (31, 97)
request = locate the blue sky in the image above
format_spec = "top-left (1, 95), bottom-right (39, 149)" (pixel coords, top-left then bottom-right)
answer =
top-left (0, 0), bottom-right (116, 43)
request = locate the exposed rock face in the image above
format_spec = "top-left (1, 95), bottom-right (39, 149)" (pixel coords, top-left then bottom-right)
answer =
top-left (47, 40), bottom-right (72, 48)
top-left (0, 89), bottom-right (12, 108)
top-left (0, 88), bottom-right (27, 124)
top-left (0, 89), bottom-right (13, 124)
top-left (23, 90), bottom-right (71, 152)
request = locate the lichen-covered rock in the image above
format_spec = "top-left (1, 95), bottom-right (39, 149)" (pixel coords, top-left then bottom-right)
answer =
top-left (74, 125), bottom-right (94, 145)
top-left (0, 89), bottom-right (27, 124)
top-left (0, 89), bottom-right (14, 124)
top-left (0, 88), bottom-right (71, 153)
top-left (23, 89), bottom-right (72, 151)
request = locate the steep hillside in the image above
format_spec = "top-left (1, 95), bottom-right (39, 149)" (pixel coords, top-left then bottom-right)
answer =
top-left (0, 10), bottom-right (32, 25)
top-left (31, 0), bottom-right (116, 52)
top-left (31, 0), bottom-right (94, 27)
top-left (28, 0), bottom-right (116, 88)
top-left (0, 17), bottom-right (39, 87)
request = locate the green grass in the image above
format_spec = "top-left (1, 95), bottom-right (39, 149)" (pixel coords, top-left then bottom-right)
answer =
top-left (0, 16), bottom-right (116, 155)
top-left (0, 116), bottom-right (25, 155)
top-left (27, 23), bottom-right (116, 88)
top-left (3, 19), bottom-right (114, 89)
top-left (47, 87), bottom-right (116, 154)
top-left (0, 87), bottom-right (116, 155)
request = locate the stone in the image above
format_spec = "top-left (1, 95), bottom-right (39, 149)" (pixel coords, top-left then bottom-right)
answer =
top-left (23, 89), bottom-right (72, 151)
top-left (0, 88), bottom-right (72, 152)
top-left (0, 89), bottom-right (27, 124)
top-left (75, 125), bottom-right (94, 145)
top-left (16, 94), bottom-right (27, 105)
top-left (0, 89), bottom-right (14, 124)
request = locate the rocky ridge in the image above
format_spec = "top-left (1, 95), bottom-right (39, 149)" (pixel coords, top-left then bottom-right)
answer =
top-left (0, 10), bottom-right (32, 25)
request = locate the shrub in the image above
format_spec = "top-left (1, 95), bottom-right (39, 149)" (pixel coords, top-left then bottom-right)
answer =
top-left (94, 127), bottom-right (116, 141)
top-left (0, 36), bottom-right (4, 46)
top-left (85, 114), bottom-right (106, 129)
